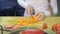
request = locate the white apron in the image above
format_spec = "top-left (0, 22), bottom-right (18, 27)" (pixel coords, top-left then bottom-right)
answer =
top-left (24, 0), bottom-right (50, 17)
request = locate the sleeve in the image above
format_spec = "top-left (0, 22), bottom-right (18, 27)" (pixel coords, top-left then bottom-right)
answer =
top-left (17, 0), bottom-right (29, 8)
top-left (50, 0), bottom-right (58, 15)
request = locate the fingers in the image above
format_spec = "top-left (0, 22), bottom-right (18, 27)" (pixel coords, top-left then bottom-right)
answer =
top-left (25, 5), bottom-right (34, 15)
top-left (39, 13), bottom-right (45, 21)
top-left (30, 7), bottom-right (34, 15)
top-left (35, 13), bottom-right (39, 16)
top-left (35, 12), bottom-right (45, 21)
top-left (27, 7), bottom-right (31, 15)
top-left (38, 14), bottom-right (45, 21)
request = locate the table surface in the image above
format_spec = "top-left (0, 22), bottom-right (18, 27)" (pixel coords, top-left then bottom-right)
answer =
top-left (0, 17), bottom-right (60, 34)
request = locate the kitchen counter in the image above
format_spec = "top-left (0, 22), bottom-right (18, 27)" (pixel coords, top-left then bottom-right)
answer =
top-left (0, 17), bottom-right (60, 34)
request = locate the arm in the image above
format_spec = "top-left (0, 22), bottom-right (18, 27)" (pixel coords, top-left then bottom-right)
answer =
top-left (17, 0), bottom-right (28, 8)
top-left (50, 0), bottom-right (58, 16)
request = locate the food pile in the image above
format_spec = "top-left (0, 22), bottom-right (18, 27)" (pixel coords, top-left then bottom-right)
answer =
top-left (17, 15), bottom-right (40, 27)
top-left (4, 15), bottom-right (47, 30)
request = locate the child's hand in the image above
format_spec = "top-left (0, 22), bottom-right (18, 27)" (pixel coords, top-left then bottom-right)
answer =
top-left (35, 12), bottom-right (45, 21)
top-left (25, 5), bottom-right (34, 15)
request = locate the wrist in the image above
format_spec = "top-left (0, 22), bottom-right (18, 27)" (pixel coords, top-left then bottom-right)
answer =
top-left (40, 12), bottom-right (46, 17)
top-left (37, 12), bottom-right (46, 18)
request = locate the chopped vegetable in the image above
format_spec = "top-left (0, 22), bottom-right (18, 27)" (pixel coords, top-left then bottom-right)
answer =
top-left (52, 24), bottom-right (60, 32)
top-left (4, 24), bottom-right (13, 28)
top-left (42, 23), bottom-right (47, 29)
top-left (17, 15), bottom-right (41, 27)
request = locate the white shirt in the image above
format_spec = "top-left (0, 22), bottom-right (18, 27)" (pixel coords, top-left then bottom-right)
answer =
top-left (17, 0), bottom-right (58, 16)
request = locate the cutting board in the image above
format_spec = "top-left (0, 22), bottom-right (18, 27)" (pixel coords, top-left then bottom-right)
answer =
top-left (0, 17), bottom-right (60, 34)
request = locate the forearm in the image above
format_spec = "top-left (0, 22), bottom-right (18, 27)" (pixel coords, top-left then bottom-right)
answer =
top-left (17, 0), bottom-right (28, 8)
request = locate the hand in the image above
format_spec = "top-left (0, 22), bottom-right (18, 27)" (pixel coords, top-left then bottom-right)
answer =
top-left (25, 5), bottom-right (34, 15)
top-left (35, 12), bottom-right (45, 21)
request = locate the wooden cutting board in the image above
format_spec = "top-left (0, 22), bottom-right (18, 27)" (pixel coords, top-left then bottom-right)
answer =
top-left (0, 17), bottom-right (60, 25)
top-left (0, 17), bottom-right (60, 34)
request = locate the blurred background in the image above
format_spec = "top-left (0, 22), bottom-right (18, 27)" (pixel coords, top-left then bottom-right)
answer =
top-left (0, 0), bottom-right (25, 16)
top-left (57, 0), bottom-right (60, 16)
top-left (0, 0), bottom-right (60, 16)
